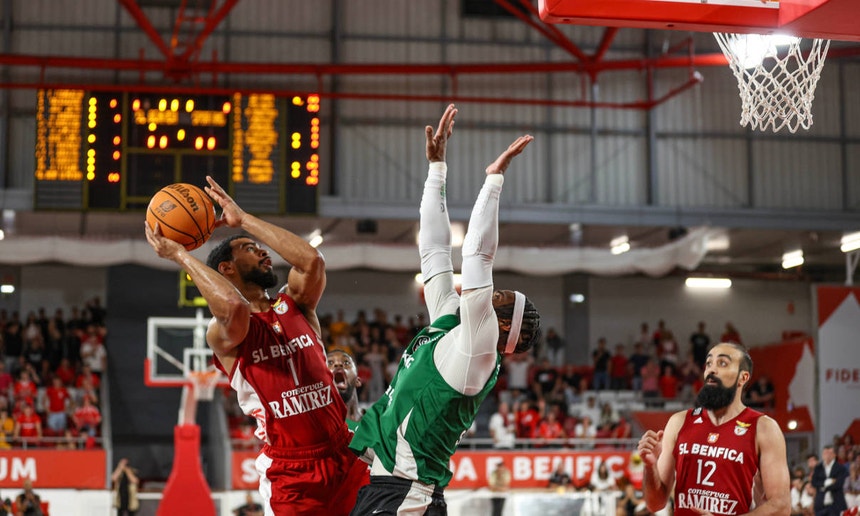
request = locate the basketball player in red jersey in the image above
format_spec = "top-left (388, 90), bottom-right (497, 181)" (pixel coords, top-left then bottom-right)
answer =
top-left (145, 176), bottom-right (368, 516)
top-left (637, 342), bottom-right (790, 516)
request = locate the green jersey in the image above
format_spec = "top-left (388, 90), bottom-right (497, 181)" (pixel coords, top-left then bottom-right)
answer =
top-left (349, 314), bottom-right (500, 487)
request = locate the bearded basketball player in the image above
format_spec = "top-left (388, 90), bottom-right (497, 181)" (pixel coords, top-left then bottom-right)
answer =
top-left (348, 105), bottom-right (541, 515)
top-left (145, 176), bottom-right (367, 516)
top-left (638, 342), bottom-right (790, 516)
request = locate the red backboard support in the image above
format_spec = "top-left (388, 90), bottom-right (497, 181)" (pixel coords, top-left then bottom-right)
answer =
top-left (538, 0), bottom-right (860, 42)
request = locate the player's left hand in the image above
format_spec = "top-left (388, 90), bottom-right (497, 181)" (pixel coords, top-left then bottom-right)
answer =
top-left (205, 175), bottom-right (247, 229)
top-left (144, 220), bottom-right (185, 259)
top-left (486, 135), bottom-right (533, 175)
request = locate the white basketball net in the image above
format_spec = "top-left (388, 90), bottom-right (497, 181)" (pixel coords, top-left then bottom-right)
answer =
top-left (714, 33), bottom-right (830, 133)
top-left (188, 370), bottom-right (221, 402)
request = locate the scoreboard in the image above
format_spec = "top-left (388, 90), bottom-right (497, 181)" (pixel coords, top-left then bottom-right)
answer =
top-left (34, 89), bottom-right (320, 214)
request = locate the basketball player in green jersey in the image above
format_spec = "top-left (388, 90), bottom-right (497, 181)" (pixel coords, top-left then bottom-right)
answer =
top-left (349, 104), bottom-right (541, 515)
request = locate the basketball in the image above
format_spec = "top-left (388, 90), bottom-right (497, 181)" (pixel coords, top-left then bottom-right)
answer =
top-left (146, 183), bottom-right (217, 251)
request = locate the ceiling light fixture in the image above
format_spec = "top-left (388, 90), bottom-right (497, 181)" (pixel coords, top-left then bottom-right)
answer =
top-left (610, 235), bottom-right (630, 255)
top-left (781, 250), bottom-right (804, 269)
top-left (685, 277), bottom-right (732, 289)
top-left (840, 232), bottom-right (860, 253)
top-left (0, 285), bottom-right (14, 294)
top-left (308, 229), bottom-right (323, 248)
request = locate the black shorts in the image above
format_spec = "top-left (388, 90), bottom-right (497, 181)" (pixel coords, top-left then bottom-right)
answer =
top-left (349, 475), bottom-right (447, 515)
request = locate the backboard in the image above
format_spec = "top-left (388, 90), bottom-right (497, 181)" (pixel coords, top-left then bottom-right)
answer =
top-left (144, 308), bottom-right (230, 390)
top-left (538, 0), bottom-right (860, 42)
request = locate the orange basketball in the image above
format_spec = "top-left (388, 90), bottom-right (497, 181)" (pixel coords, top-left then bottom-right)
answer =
top-left (146, 183), bottom-right (217, 251)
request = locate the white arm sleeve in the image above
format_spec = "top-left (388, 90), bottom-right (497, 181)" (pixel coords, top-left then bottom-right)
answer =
top-left (434, 175), bottom-right (505, 395)
top-left (460, 175), bottom-right (503, 291)
top-left (434, 287), bottom-right (501, 395)
top-left (419, 162), bottom-right (459, 320)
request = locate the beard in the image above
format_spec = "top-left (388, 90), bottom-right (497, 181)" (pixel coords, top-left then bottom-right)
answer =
top-left (695, 372), bottom-right (739, 410)
top-left (338, 384), bottom-right (356, 404)
top-left (243, 268), bottom-right (278, 289)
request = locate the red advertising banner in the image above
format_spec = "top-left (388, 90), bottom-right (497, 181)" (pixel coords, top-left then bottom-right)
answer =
top-left (231, 449), bottom-right (636, 491)
top-left (0, 450), bottom-right (106, 488)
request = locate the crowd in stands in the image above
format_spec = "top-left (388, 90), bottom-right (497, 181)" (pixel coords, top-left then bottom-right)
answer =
top-left (790, 437), bottom-right (860, 515)
top-left (0, 298), bottom-right (107, 449)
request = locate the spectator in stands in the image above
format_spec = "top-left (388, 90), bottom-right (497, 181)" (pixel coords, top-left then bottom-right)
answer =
top-left (592, 337), bottom-right (611, 391)
top-left (535, 405), bottom-right (566, 443)
top-left (327, 309), bottom-right (354, 355)
top-left (44, 376), bottom-right (70, 435)
top-left (14, 480), bottom-right (43, 516)
top-left (488, 461), bottom-right (512, 516)
top-left (677, 353), bottom-right (703, 402)
top-left (791, 476), bottom-right (805, 516)
top-left (544, 327), bottom-right (565, 367)
top-left (845, 461), bottom-right (860, 509)
top-left (515, 400), bottom-right (540, 439)
top-left (651, 320), bottom-right (668, 351)
top-left (548, 463), bottom-right (572, 491)
top-left (812, 444), bottom-right (848, 516)
top-left (12, 369), bottom-right (38, 408)
top-left (53, 359), bottom-right (75, 387)
top-left (86, 296), bottom-right (106, 326)
top-left (362, 342), bottom-right (388, 402)
top-left (598, 402), bottom-right (619, 429)
top-left (628, 342), bottom-right (650, 392)
top-left (746, 374), bottom-right (776, 409)
top-left (0, 362), bottom-right (12, 409)
top-left (807, 454), bottom-right (820, 482)
top-left (0, 408), bottom-right (14, 446)
top-left (590, 461), bottom-right (618, 492)
top-left (72, 395), bottom-right (101, 440)
top-left (13, 403), bottom-right (41, 447)
top-left (573, 415), bottom-right (597, 448)
top-left (488, 401), bottom-right (516, 449)
top-left (658, 364), bottom-right (679, 401)
top-left (612, 416), bottom-right (633, 443)
top-left (800, 481), bottom-right (815, 515)
top-left (79, 324), bottom-right (107, 378)
top-left (579, 394), bottom-right (601, 424)
top-left (721, 321), bottom-right (743, 345)
top-left (689, 321), bottom-right (710, 370)
top-left (505, 353), bottom-right (533, 398)
top-left (561, 364), bottom-right (586, 407)
top-left (609, 344), bottom-right (629, 390)
top-left (657, 331), bottom-right (679, 373)
top-left (532, 358), bottom-right (561, 402)
top-left (636, 322), bottom-right (651, 348)
top-left (2, 318), bottom-right (23, 375)
top-left (232, 491), bottom-right (263, 516)
top-left (112, 458), bottom-right (140, 516)
top-left (640, 358), bottom-right (661, 407)
top-left (617, 482), bottom-right (648, 516)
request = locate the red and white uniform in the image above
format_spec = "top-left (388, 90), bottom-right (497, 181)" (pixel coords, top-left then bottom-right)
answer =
top-left (673, 407), bottom-right (763, 516)
top-left (214, 293), bottom-right (367, 516)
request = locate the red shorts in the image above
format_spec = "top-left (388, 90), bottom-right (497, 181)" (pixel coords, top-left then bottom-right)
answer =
top-left (256, 428), bottom-right (369, 516)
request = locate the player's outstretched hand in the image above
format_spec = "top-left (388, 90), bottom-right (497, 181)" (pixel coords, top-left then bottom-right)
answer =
top-left (637, 429), bottom-right (663, 467)
top-left (145, 220), bottom-right (185, 260)
top-left (426, 104), bottom-right (457, 163)
top-left (486, 135), bottom-right (533, 176)
top-left (205, 175), bottom-right (246, 229)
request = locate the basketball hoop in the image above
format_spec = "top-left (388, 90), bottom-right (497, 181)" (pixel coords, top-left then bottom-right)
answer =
top-left (714, 33), bottom-right (830, 133)
top-left (187, 370), bottom-right (222, 402)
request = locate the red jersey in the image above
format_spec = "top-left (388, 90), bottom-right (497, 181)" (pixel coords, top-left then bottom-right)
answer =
top-left (214, 294), bottom-right (348, 451)
top-left (673, 407), bottom-right (763, 516)
top-left (46, 386), bottom-right (70, 412)
top-left (15, 412), bottom-right (41, 438)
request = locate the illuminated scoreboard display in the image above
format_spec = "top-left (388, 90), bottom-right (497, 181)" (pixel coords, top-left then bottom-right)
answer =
top-left (34, 89), bottom-right (320, 214)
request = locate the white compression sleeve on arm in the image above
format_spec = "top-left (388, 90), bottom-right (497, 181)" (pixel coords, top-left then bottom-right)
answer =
top-left (419, 162), bottom-right (453, 281)
top-left (460, 174), bottom-right (503, 291)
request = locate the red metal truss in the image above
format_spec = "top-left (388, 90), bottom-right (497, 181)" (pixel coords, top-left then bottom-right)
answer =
top-left (1, 1), bottom-right (857, 110)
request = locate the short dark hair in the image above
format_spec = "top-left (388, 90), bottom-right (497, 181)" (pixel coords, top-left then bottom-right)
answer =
top-left (709, 341), bottom-right (753, 378)
top-left (205, 234), bottom-right (249, 271)
top-left (496, 295), bottom-right (541, 355)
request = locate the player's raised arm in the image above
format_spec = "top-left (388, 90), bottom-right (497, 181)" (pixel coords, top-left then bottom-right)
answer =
top-left (204, 176), bottom-right (325, 324)
top-left (420, 104), bottom-right (459, 321)
top-left (145, 221), bottom-right (251, 352)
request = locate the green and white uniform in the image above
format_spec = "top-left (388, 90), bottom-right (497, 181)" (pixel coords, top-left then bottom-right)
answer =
top-left (349, 313), bottom-right (501, 487)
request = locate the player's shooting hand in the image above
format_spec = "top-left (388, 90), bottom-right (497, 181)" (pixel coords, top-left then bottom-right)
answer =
top-left (205, 175), bottom-right (246, 229)
top-left (637, 429), bottom-right (663, 466)
top-left (486, 135), bottom-right (533, 175)
top-left (426, 104), bottom-right (457, 163)
top-left (144, 220), bottom-right (186, 260)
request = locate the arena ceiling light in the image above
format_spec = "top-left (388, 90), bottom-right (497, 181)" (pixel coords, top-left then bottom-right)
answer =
top-left (840, 232), bottom-right (860, 253)
top-left (685, 277), bottom-right (732, 289)
top-left (610, 235), bottom-right (630, 255)
top-left (308, 229), bottom-right (323, 248)
top-left (0, 285), bottom-right (13, 294)
top-left (781, 250), bottom-right (804, 269)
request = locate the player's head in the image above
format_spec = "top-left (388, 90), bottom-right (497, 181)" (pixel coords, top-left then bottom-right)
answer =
top-left (492, 290), bottom-right (541, 355)
top-left (326, 350), bottom-right (361, 402)
top-left (696, 342), bottom-right (752, 410)
top-left (206, 234), bottom-right (278, 289)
